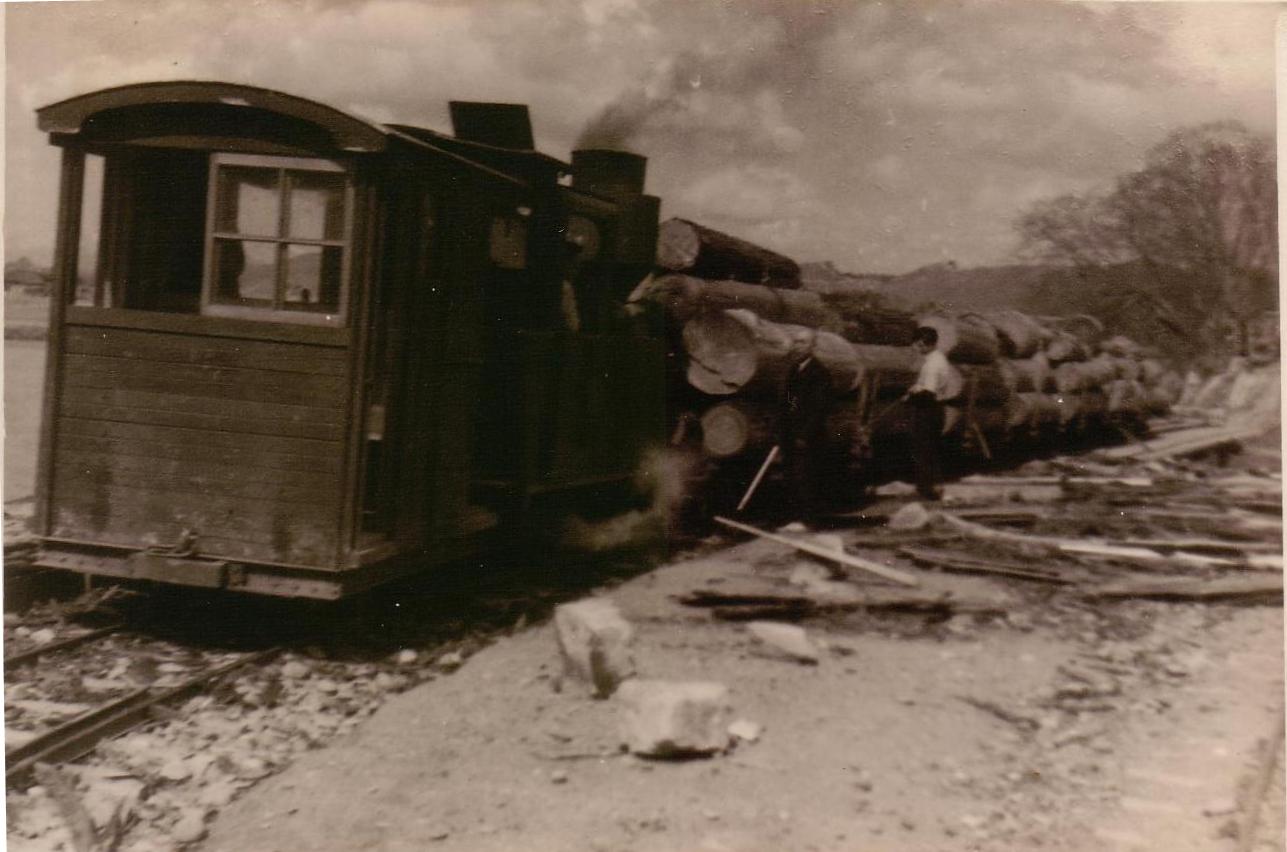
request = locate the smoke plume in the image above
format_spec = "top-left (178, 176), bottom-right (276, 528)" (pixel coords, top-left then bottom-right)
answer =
top-left (560, 447), bottom-right (696, 552)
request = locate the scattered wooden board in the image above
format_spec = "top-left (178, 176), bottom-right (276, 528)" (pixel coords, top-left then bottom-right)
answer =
top-left (679, 587), bottom-right (1008, 621)
top-left (939, 513), bottom-right (1242, 569)
top-left (714, 516), bottom-right (920, 587)
top-left (1101, 424), bottom-right (1270, 462)
top-left (1111, 537), bottom-right (1282, 556)
top-left (899, 546), bottom-right (1072, 584)
top-left (956, 475), bottom-right (1154, 487)
top-left (1081, 574), bottom-right (1283, 604)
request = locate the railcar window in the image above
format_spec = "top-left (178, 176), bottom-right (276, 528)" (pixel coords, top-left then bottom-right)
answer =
top-left (68, 149), bottom-right (208, 312)
top-left (204, 153), bottom-right (351, 324)
top-left (73, 154), bottom-right (105, 306)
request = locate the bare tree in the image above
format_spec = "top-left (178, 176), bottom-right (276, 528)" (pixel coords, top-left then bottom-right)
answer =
top-left (1017, 122), bottom-right (1276, 358)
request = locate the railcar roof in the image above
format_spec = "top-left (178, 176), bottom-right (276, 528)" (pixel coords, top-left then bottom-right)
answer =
top-left (37, 80), bottom-right (530, 187)
top-left (38, 80), bottom-right (390, 152)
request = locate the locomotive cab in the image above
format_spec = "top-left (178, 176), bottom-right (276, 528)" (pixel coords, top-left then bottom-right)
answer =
top-left (31, 81), bottom-right (664, 598)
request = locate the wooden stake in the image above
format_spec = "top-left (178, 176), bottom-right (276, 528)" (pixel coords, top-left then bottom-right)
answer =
top-left (714, 515), bottom-right (921, 586)
top-left (736, 445), bottom-right (780, 512)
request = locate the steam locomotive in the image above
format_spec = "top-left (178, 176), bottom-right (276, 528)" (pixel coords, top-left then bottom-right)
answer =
top-left (26, 81), bottom-right (1166, 600)
top-left (31, 81), bottom-right (667, 598)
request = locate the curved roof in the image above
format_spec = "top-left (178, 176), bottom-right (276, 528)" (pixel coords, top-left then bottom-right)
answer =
top-left (37, 81), bottom-right (389, 152)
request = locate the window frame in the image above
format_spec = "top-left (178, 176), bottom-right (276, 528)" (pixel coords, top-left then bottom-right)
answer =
top-left (201, 152), bottom-right (355, 327)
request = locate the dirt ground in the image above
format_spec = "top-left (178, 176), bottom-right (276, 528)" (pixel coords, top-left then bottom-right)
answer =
top-left (200, 528), bottom-right (1284, 852)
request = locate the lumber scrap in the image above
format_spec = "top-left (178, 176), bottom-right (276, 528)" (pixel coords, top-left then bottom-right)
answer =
top-left (1110, 537), bottom-right (1282, 557)
top-left (899, 546), bottom-right (1073, 584)
top-left (1099, 424), bottom-right (1269, 461)
top-left (679, 587), bottom-right (1006, 621)
top-left (949, 508), bottom-right (1045, 525)
top-left (955, 475), bottom-right (1154, 488)
top-left (1080, 574), bottom-right (1283, 604)
top-left (714, 516), bottom-right (920, 586)
top-left (657, 218), bottom-right (801, 285)
top-left (938, 513), bottom-right (1241, 568)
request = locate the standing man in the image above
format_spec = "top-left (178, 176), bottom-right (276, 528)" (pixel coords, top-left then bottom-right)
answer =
top-left (780, 353), bottom-right (832, 522)
top-left (905, 326), bottom-right (953, 501)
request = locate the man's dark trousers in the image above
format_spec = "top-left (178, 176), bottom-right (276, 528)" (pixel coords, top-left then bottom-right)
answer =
top-left (908, 390), bottom-right (944, 499)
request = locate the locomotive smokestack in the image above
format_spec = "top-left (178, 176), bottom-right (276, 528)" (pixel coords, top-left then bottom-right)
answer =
top-left (571, 149), bottom-right (647, 200)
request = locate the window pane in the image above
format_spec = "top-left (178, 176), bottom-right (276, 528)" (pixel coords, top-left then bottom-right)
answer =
top-left (284, 244), bottom-right (343, 312)
top-left (73, 154), bottom-right (106, 305)
top-left (216, 167), bottom-right (280, 236)
top-left (288, 171), bottom-right (346, 240)
top-left (213, 239), bottom-right (276, 303)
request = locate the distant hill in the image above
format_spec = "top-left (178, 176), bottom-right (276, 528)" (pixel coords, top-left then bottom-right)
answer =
top-left (849, 262), bottom-right (1057, 314)
top-left (801, 257), bottom-right (1263, 366)
top-left (799, 261), bottom-right (893, 295)
top-left (4, 257), bottom-right (51, 292)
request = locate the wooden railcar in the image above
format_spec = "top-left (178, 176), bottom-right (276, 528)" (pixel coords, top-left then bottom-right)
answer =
top-left (31, 81), bottom-right (666, 598)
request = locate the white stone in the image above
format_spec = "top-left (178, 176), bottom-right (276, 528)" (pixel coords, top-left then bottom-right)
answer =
top-left (616, 680), bottom-right (732, 757)
top-left (727, 719), bottom-right (763, 743)
top-left (158, 759), bottom-right (192, 782)
top-left (197, 778), bottom-right (240, 809)
top-left (889, 502), bottom-right (932, 530)
top-left (553, 599), bottom-right (636, 698)
top-left (280, 661), bottom-right (309, 679)
top-left (875, 481), bottom-right (917, 497)
top-left (79, 775), bottom-right (145, 830)
top-left (171, 808), bottom-right (208, 844)
top-left (746, 621), bottom-right (821, 664)
top-left (395, 649), bottom-right (419, 665)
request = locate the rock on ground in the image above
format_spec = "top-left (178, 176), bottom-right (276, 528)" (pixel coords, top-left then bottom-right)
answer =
top-left (616, 679), bottom-right (732, 757)
top-left (554, 598), bottom-right (636, 698)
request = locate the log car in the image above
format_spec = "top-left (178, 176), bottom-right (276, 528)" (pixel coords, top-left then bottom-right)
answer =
top-left (31, 81), bottom-right (665, 598)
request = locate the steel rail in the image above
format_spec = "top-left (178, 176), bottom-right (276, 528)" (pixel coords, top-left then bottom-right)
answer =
top-left (6, 647), bottom-right (280, 787)
top-left (4, 624), bottom-right (124, 669)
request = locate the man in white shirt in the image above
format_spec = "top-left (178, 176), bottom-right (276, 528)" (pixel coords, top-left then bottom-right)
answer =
top-left (905, 326), bottom-right (953, 500)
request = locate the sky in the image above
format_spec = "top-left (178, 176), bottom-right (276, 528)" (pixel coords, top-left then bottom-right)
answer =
top-left (4, 0), bottom-right (1280, 274)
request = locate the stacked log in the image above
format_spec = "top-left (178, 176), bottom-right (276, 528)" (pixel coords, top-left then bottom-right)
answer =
top-left (916, 314), bottom-right (1001, 364)
top-left (657, 219), bottom-right (801, 286)
top-left (642, 274), bottom-right (833, 327)
top-left (681, 310), bottom-right (862, 398)
top-left (976, 309), bottom-right (1052, 358)
top-left (637, 224), bottom-right (1176, 474)
top-left (1007, 353), bottom-right (1052, 393)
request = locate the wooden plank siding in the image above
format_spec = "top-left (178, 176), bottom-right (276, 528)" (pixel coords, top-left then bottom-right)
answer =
top-left (49, 324), bottom-right (351, 568)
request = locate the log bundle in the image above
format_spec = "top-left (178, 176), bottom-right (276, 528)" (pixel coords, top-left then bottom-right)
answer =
top-left (634, 226), bottom-right (1177, 472)
top-left (657, 219), bottom-right (802, 286)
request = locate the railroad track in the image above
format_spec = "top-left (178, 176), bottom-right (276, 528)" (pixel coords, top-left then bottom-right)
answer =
top-left (5, 605), bottom-right (285, 788)
top-left (6, 646), bottom-right (280, 788)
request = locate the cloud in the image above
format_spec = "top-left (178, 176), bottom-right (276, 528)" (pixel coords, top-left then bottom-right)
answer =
top-left (4, 0), bottom-right (1278, 274)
